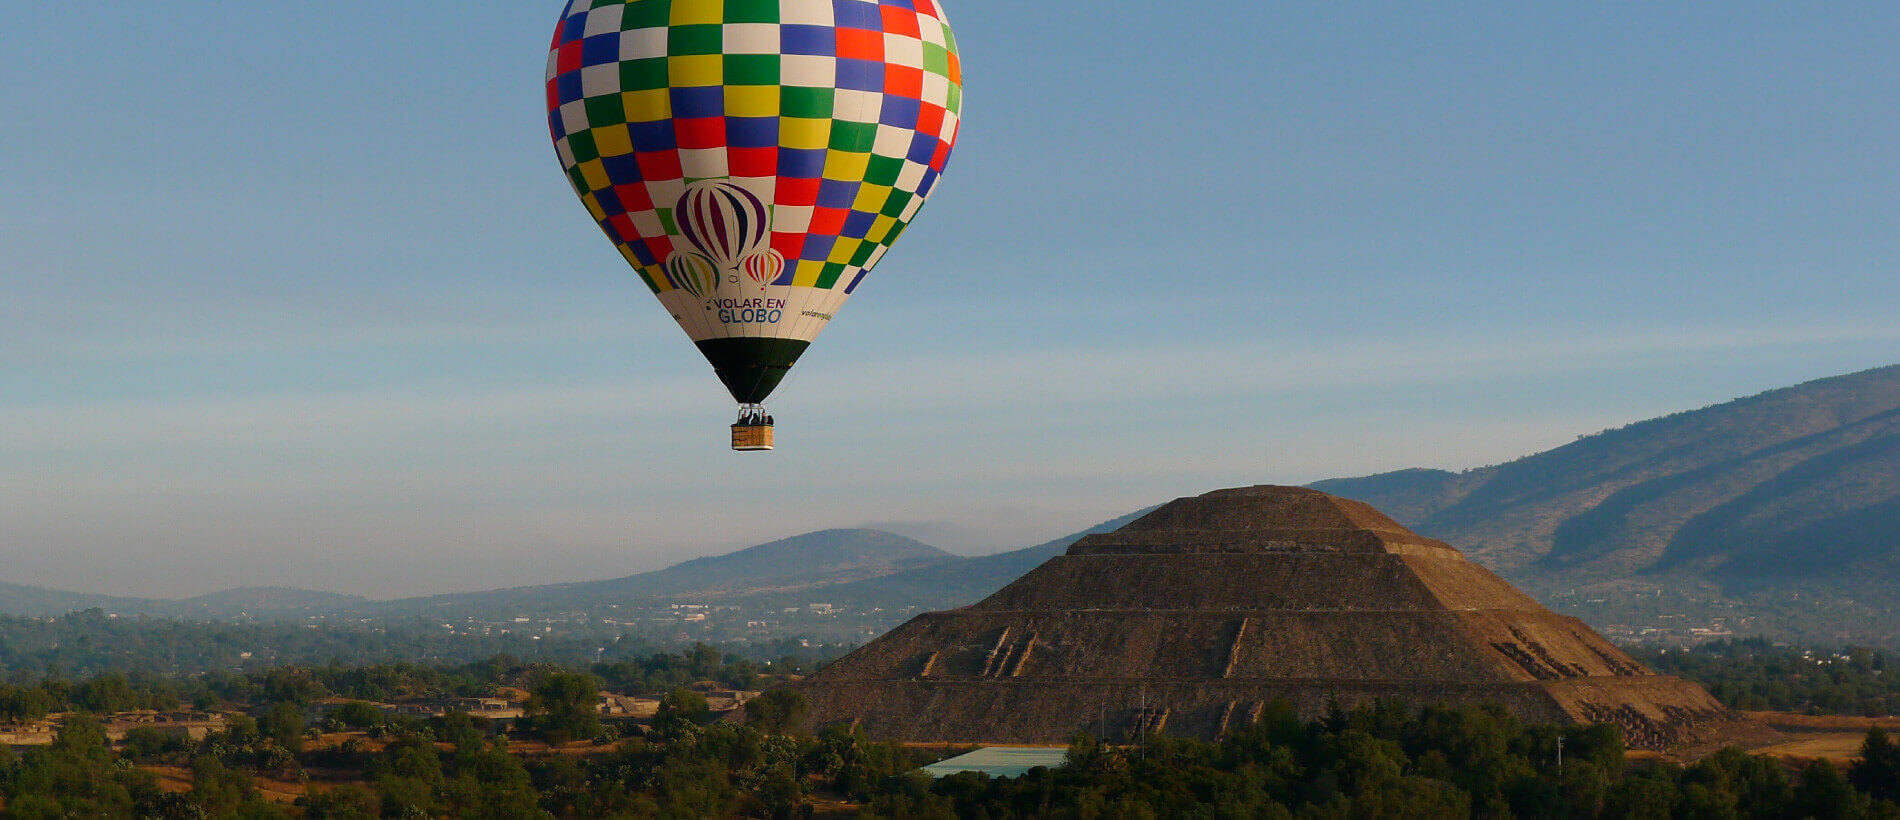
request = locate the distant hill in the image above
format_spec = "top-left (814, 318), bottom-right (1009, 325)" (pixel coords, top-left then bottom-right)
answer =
top-left (397, 529), bottom-right (957, 615)
top-left (0, 581), bottom-right (366, 620)
top-left (0, 581), bottom-right (153, 619)
top-left (806, 508), bottom-right (1157, 610)
top-left (1313, 364), bottom-right (1900, 641)
top-left (168, 587), bottom-right (369, 618)
top-left (0, 515), bottom-right (1159, 628)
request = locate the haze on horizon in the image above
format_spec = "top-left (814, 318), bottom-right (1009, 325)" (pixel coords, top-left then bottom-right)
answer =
top-left (4, 3), bottom-right (1899, 600)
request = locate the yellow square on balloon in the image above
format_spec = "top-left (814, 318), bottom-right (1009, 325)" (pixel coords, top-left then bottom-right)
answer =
top-left (822, 149), bottom-right (870, 182)
top-left (592, 125), bottom-right (634, 158)
top-left (828, 238), bottom-right (863, 264)
top-left (578, 160), bottom-right (611, 191)
top-left (670, 0), bottom-right (722, 25)
top-left (779, 117), bottom-right (830, 150)
top-left (668, 55), bottom-right (723, 87)
top-left (725, 86), bottom-right (779, 118)
top-left (866, 215), bottom-right (900, 244)
top-left (622, 89), bottom-right (672, 123)
top-left (852, 184), bottom-right (891, 213)
top-left (791, 259), bottom-right (826, 288)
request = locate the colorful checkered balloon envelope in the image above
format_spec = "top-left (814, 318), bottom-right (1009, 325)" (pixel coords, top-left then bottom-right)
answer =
top-left (547, 0), bottom-right (963, 409)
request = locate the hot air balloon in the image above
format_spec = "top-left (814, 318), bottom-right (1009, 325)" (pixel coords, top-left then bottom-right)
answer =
top-left (546, 0), bottom-right (963, 451)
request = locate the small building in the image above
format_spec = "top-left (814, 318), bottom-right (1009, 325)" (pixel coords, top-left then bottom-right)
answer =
top-left (922, 747), bottom-right (1070, 779)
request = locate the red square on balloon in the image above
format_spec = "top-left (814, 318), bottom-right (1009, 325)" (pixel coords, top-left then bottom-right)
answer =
top-left (916, 103), bottom-right (946, 138)
top-left (676, 117), bottom-right (727, 150)
top-left (770, 232), bottom-right (804, 260)
top-left (556, 41), bottom-right (584, 74)
top-left (776, 177), bottom-right (821, 207)
top-left (729, 146), bottom-right (777, 178)
top-left (885, 65), bottom-right (923, 99)
top-left (880, 7), bottom-right (921, 37)
top-left (614, 184), bottom-right (654, 213)
top-left (607, 214), bottom-right (639, 243)
top-left (636, 150), bottom-right (683, 181)
top-left (809, 207), bottom-right (849, 235)
top-left (644, 235), bottom-right (676, 262)
top-left (836, 27), bottom-right (884, 61)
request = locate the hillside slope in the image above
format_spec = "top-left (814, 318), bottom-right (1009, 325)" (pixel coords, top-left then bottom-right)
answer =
top-left (1314, 364), bottom-right (1900, 640)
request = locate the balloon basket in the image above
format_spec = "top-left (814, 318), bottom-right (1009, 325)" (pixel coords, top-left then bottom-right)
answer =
top-left (731, 424), bottom-right (774, 451)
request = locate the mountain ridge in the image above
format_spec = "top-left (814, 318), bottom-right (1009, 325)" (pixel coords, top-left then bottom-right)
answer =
top-left (1312, 363), bottom-right (1900, 641)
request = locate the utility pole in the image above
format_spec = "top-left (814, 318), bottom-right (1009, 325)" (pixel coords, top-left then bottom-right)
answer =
top-left (1556, 735), bottom-right (1565, 772)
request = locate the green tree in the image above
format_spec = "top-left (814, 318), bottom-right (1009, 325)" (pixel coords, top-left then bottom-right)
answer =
top-left (331, 700), bottom-right (385, 729)
top-left (743, 687), bottom-right (809, 735)
top-left (1852, 726), bottom-right (1900, 802)
top-left (1794, 760), bottom-right (1866, 820)
top-left (260, 700), bottom-right (308, 753)
top-left (301, 784), bottom-right (380, 820)
top-left (528, 672), bottom-right (602, 743)
top-left (189, 754), bottom-right (262, 817)
top-left (121, 725), bottom-right (186, 762)
top-left (1, 713), bottom-right (138, 818)
top-left (656, 687), bottom-right (710, 738)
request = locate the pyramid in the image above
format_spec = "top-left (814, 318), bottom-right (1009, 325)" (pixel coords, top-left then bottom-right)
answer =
top-left (791, 486), bottom-right (1773, 754)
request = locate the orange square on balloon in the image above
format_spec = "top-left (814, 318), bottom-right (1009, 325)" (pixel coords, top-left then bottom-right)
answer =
top-left (836, 27), bottom-right (884, 61)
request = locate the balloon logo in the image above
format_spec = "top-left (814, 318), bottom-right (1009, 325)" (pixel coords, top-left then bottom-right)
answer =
top-left (664, 252), bottom-right (718, 299)
top-left (675, 181), bottom-right (771, 269)
top-left (740, 250), bottom-right (785, 287)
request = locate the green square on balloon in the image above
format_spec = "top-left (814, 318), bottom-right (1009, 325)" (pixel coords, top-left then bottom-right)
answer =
top-left (880, 190), bottom-right (913, 218)
top-left (922, 44), bottom-right (949, 77)
top-left (584, 94), bottom-right (626, 127)
top-left (815, 262), bottom-right (848, 289)
top-left (864, 155), bottom-right (904, 186)
top-left (567, 131), bottom-right (600, 163)
top-left (620, 58), bottom-right (669, 93)
top-left (724, 54), bottom-right (780, 86)
top-left (781, 86), bottom-right (834, 118)
top-left (828, 121), bottom-right (875, 152)
top-left (724, 0), bottom-right (780, 23)
top-left (622, 2), bottom-right (670, 30)
top-left (669, 25), bottom-right (724, 56)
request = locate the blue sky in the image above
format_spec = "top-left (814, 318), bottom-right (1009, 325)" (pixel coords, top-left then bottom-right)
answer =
top-left (4, 3), bottom-right (1898, 598)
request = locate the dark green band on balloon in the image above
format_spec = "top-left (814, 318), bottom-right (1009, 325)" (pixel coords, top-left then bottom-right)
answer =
top-left (696, 338), bottom-right (812, 404)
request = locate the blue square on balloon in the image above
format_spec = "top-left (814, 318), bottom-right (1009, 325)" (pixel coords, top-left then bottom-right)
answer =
top-left (883, 0), bottom-right (916, 10)
top-left (561, 12), bottom-right (588, 43)
top-left (603, 154), bottom-right (643, 182)
top-left (780, 25), bottom-right (835, 56)
top-left (671, 86), bottom-right (724, 118)
top-left (906, 132), bottom-right (935, 164)
top-left (917, 168), bottom-right (940, 197)
top-left (558, 72), bottom-right (586, 104)
top-left (779, 147), bottom-right (827, 179)
top-left (728, 117), bottom-right (778, 148)
top-left (817, 179), bottom-right (857, 209)
top-left (832, 0), bottom-right (881, 30)
top-left (628, 242), bottom-right (657, 267)
top-left (592, 187), bottom-right (624, 214)
top-left (800, 234), bottom-right (836, 261)
top-left (844, 269), bottom-right (868, 294)
top-left (628, 120), bottom-right (676, 150)
top-left (836, 59), bottom-right (882, 91)
top-left (582, 33), bottom-right (620, 66)
top-left (879, 96), bottom-right (920, 128)
top-left (842, 209), bottom-right (877, 238)
top-left (549, 112), bottom-right (568, 141)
